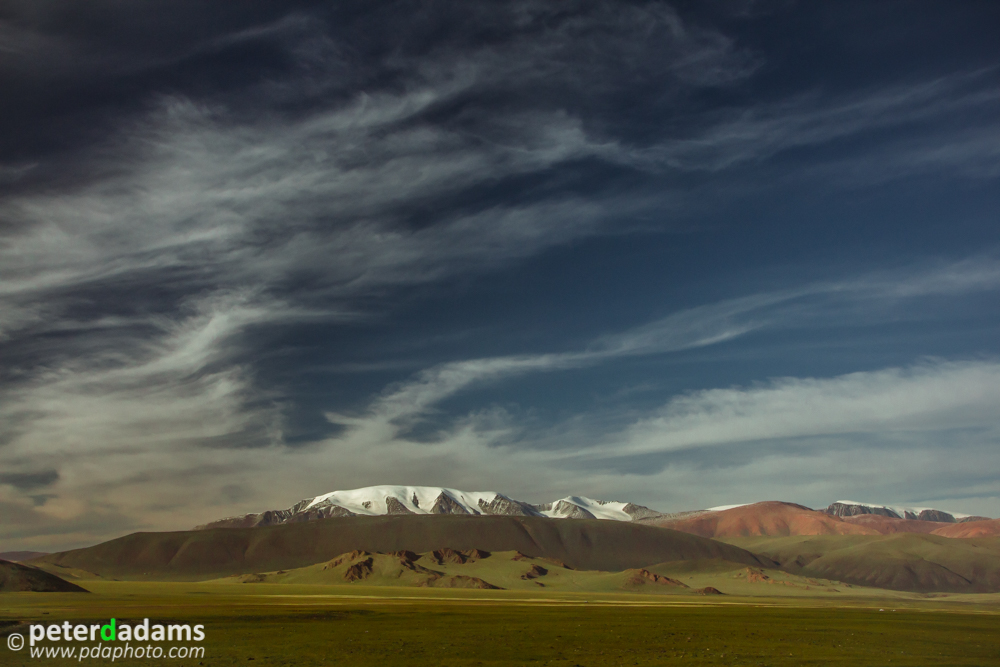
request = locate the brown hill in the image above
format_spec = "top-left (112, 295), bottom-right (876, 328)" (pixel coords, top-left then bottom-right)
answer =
top-left (0, 559), bottom-right (88, 592)
top-left (641, 502), bottom-right (878, 537)
top-left (840, 515), bottom-right (941, 534)
top-left (840, 516), bottom-right (1000, 538)
top-left (931, 519), bottom-right (1000, 538)
top-left (724, 534), bottom-right (1000, 594)
top-left (34, 515), bottom-right (774, 581)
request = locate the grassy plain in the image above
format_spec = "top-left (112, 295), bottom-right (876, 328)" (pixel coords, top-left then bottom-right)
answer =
top-left (3, 581), bottom-right (1000, 666)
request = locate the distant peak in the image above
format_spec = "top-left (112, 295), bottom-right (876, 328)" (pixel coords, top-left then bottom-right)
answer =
top-left (825, 500), bottom-right (971, 523)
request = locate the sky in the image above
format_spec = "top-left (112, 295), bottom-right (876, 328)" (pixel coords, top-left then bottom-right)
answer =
top-left (2, 0), bottom-right (1000, 552)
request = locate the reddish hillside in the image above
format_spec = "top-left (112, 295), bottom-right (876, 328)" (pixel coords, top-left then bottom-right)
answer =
top-left (840, 515), bottom-right (940, 534)
top-left (931, 519), bottom-right (1000, 538)
top-left (643, 502), bottom-right (878, 538)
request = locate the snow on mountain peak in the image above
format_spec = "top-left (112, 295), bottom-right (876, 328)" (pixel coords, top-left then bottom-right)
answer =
top-left (303, 485), bottom-right (503, 516)
top-left (536, 496), bottom-right (633, 521)
top-left (826, 500), bottom-right (970, 522)
top-left (196, 485), bottom-right (663, 529)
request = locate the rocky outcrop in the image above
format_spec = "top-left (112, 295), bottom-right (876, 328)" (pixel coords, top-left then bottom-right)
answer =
top-left (322, 549), bottom-right (503, 589)
top-left (433, 575), bottom-right (501, 590)
top-left (825, 502), bottom-right (965, 523)
top-left (343, 558), bottom-right (375, 582)
top-left (324, 550), bottom-right (371, 569)
top-left (478, 496), bottom-right (540, 516)
top-left (428, 548), bottom-right (470, 565)
top-left (623, 568), bottom-right (687, 587)
top-left (621, 503), bottom-right (664, 520)
top-left (825, 502), bottom-right (900, 519)
top-left (431, 493), bottom-right (471, 515)
top-left (385, 497), bottom-right (414, 515)
top-left (537, 500), bottom-right (595, 519)
top-left (197, 503), bottom-right (354, 530)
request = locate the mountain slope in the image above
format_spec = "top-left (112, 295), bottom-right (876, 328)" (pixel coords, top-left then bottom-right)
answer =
top-left (931, 519), bottom-right (1000, 538)
top-left (839, 515), bottom-right (941, 534)
top-left (0, 559), bottom-right (88, 592)
top-left (640, 502), bottom-right (878, 537)
top-left (35, 515), bottom-right (772, 581)
top-left (197, 485), bottom-right (663, 529)
top-left (723, 534), bottom-right (1000, 594)
top-left (639, 501), bottom-right (994, 538)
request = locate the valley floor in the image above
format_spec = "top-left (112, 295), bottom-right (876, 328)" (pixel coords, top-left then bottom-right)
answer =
top-left (3, 582), bottom-right (1000, 666)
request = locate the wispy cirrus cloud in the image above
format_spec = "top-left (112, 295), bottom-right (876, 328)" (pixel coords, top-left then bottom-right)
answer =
top-left (326, 255), bottom-right (1000, 434)
top-left (604, 359), bottom-right (1000, 457)
top-left (4, 256), bottom-right (1000, 548)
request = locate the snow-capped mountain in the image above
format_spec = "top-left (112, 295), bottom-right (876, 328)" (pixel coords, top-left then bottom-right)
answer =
top-left (824, 500), bottom-right (977, 523)
top-left (196, 485), bottom-right (664, 529)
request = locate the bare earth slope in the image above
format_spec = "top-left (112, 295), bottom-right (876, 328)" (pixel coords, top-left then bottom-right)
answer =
top-left (0, 559), bottom-right (88, 592)
top-left (931, 519), bottom-right (1000, 538)
top-left (641, 502), bottom-right (878, 537)
top-left (839, 515), bottom-right (1000, 536)
top-left (34, 515), bottom-right (773, 580)
top-left (840, 515), bottom-right (941, 534)
top-left (723, 534), bottom-right (1000, 593)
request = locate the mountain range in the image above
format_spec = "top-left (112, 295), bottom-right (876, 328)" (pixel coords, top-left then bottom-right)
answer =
top-left (643, 501), bottom-right (1000, 538)
top-left (19, 486), bottom-right (1000, 595)
top-left (196, 485), bottom-right (664, 529)
top-left (824, 500), bottom-right (985, 523)
top-left (197, 485), bottom-right (992, 534)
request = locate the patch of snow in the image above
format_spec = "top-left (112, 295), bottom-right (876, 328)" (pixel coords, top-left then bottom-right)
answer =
top-left (304, 485), bottom-right (501, 516)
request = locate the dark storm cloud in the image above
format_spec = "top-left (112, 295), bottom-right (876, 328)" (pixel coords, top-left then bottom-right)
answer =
top-left (1, 1), bottom-right (999, 549)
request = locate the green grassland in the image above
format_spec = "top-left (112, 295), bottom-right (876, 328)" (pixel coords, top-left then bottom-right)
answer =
top-left (11, 524), bottom-right (1000, 664)
top-left (192, 548), bottom-right (937, 600)
top-left (35, 544), bottom-right (1000, 603)
top-left (205, 549), bottom-right (701, 593)
top-left (3, 581), bottom-right (1000, 666)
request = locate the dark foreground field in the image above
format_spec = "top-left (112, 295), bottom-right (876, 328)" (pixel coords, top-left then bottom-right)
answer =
top-left (3, 584), bottom-right (1000, 666)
